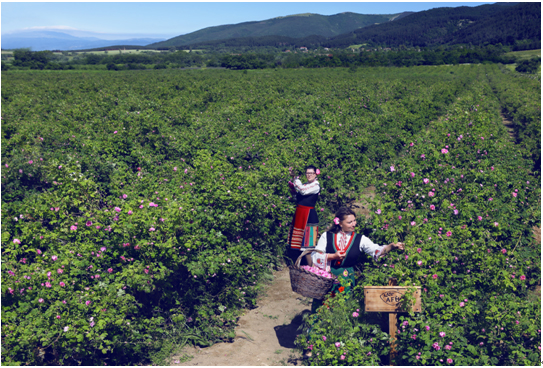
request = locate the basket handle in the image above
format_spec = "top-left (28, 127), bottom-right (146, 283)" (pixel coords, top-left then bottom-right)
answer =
top-left (295, 249), bottom-right (324, 268)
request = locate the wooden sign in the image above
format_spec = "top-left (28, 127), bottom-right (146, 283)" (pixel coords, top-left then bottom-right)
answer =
top-left (364, 286), bottom-right (422, 312)
top-left (364, 280), bottom-right (422, 366)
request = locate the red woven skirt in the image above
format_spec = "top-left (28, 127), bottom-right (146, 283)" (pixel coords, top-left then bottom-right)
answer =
top-left (288, 205), bottom-right (316, 250)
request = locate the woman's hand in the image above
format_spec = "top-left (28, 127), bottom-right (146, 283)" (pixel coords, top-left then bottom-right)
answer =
top-left (328, 251), bottom-right (345, 261)
top-left (378, 242), bottom-right (405, 258)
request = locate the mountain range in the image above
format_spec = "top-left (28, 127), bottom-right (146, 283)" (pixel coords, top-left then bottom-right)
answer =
top-left (1, 2), bottom-right (540, 52)
top-left (153, 2), bottom-right (539, 49)
top-left (324, 2), bottom-right (540, 48)
top-left (1, 30), bottom-right (164, 51)
top-left (149, 12), bottom-right (408, 48)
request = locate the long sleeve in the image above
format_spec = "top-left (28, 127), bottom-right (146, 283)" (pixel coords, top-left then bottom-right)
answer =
top-left (359, 235), bottom-right (385, 261)
top-left (311, 232), bottom-right (330, 271)
top-left (293, 178), bottom-right (320, 195)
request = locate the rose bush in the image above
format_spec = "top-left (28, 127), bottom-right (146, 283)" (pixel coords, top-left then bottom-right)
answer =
top-left (2, 65), bottom-right (540, 364)
top-left (297, 68), bottom-right (540, 365)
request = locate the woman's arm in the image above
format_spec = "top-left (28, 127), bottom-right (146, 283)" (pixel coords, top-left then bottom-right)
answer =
top-left (293, 178), bottom-right (320, 195)
top-left (359, 235), bottom-right (404, 260)
top-left (378, 242), bottom-right (405, 258)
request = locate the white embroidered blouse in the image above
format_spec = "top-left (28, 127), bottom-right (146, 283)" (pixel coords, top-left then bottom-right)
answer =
top-left (311, 231), bottom-right (385, 272)
top-left (293, 177), bottom-right (320, 195)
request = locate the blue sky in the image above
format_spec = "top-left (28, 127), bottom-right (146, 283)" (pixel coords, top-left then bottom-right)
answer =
top-left (2, 2), bottom-right (493, 39)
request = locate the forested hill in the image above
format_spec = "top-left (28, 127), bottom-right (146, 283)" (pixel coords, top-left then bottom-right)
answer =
top-left (325, 2), bottom-right (540, 48)
top-left (149, 12), bottom-right (401, 48)
top-left (154, 3), bottom-right (540, 50)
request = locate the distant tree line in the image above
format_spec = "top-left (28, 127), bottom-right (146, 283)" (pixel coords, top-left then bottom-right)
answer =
top-left (216, 45), bottom-right (520, 70)
top-left (4, 49), bottom-right (74, 70)
top-left (2, 44), bottom-right (538, 72)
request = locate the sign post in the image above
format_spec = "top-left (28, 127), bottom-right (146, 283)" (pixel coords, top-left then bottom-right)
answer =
top-left (388, 278), bottom-right (398, 364)
top-left (364, 279), bottom-right (421, 365)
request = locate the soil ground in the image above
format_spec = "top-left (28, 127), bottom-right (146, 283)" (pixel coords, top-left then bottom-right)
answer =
top-left (170, 267), bottom-right (311, 366)
top-left (351, 185), bottom-right (377, 219)
top-left (500, 111), bottom-right (517, 142)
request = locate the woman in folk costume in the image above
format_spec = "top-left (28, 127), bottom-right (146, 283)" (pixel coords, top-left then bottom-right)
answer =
top-left (310, 207), bottom-right (404, 312)
top-left (287, 165), bottom-right (321, 265)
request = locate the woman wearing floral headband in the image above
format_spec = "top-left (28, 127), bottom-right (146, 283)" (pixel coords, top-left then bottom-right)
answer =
top-left (310, 206), bottom-right (404, 313)
top-left (286, 165), bottom-right (321, 266)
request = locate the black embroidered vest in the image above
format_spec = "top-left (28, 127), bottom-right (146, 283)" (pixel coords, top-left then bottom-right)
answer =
top-left (296, 191), bottom-right (319, 207)
top-left (326, 232), bottom-right (363, 268)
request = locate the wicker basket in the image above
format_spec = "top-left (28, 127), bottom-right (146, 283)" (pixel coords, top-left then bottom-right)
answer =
top-left (289, 249), bottom-right (336, 299)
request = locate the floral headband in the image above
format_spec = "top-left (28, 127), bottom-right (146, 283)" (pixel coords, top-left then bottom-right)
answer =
top-left (333, 217), bottom-right (340, 225)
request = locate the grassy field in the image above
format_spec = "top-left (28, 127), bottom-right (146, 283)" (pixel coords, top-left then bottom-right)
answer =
top-left (346, 44), bottom-right (368, 49)
top-left (504, 49), bottom-right (541, 60)
top-left (504, 49), bottom-right (540, 75)
top-left (76, 49), bottom-right (163, 55)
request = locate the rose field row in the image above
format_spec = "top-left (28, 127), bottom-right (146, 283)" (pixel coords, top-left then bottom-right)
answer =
top-left (1, 65), bottom-right (540, 365)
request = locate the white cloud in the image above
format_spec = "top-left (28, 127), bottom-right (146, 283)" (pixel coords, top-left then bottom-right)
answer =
top-left (23, 26), bottom-right (80, 31)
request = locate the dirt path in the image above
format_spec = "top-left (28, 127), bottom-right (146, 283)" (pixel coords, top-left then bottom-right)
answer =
top-left (351, 186), bottom-right (377, 219)
top-left (170, 268), bottom-right (310, 366)
top-left (500, 110), bottom-right (517, 142)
